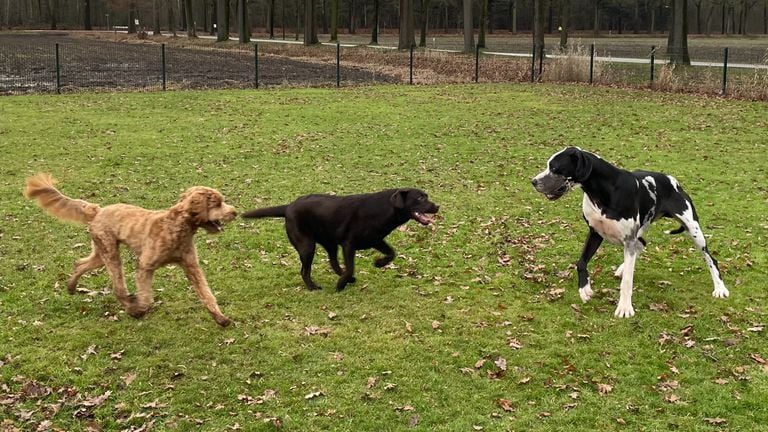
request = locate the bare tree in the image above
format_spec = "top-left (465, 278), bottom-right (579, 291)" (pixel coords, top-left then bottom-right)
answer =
top-left (558, 0), bottom-right (569, 48)
top-left (217, 0), bottom-right (229, 40)
top-left (185, 0), bottom-right (197, 37)
top-left (419, 0), bottom-right (430, 46)
top-left (84, 0), bottom-right (91, 29)
top-left (478, 0), bottom-right (488, 48)
top-left (370, 0), bottom-right (379, 44)
top-left (399, 0), bottom-right (415, 49)
top-left (153, 0), bottom-right (161, 34)
top-left (128, 0), bottom-right (137, 33)
top-left (330, 0), bottom-right (338, 41)
top-left (534, 0), bottom-right (546, 51)
top-left (462, 0), bottom-right (473, 53)
top-left (304, 0), bottom-right (318, 44)
top-left (238, 0), bottom-right (249, 42)
top-left (667, 0), bottom-right (691, 64)
top-left (268, 0), bottom-right (275, 37)
top-left (49, 0), bottom-right (58, 29)
top-left (167, 0), bottom-right (177, 35)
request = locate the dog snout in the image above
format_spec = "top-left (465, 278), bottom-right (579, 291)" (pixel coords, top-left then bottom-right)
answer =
top-left (531, 178), bottom-right (539, 187)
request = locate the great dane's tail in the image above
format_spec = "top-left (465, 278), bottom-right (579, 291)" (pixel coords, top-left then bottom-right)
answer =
top-left (242, 205), bottom-right (289, 219)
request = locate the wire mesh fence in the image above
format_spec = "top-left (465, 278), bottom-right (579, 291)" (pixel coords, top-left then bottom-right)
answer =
top-left (1, 33), bottom-right (766, 99)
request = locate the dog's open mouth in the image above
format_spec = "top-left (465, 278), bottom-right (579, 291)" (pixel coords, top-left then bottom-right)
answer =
top-left (201, 220), bottom-right (224, 233)
top-left (545, 184), bottom-right (571, 201)
top-left (412, 212), bottom-right (436, 225)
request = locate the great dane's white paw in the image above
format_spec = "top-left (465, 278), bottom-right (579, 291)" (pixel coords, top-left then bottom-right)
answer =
top-left (614, 263), bottom-right (624, 278)
top-left (614, 302), bottom-right (635, 318)
top-left (579, 284), bottom-right (593, 303)
top-left (712, 284), bottom-right (730, 298)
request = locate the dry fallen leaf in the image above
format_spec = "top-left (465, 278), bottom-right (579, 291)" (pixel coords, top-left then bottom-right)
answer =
top-left (366, 377), bottom-right (377, 389)
top-left (597, 383), bottom-right (613, 395)
top-left (507, 338), bottom-right (523, 350)
top-left (304, 391), bottom-right (324, 400)
top-left (704, 417), bottom-right (727, 425)
top-left (497, 399), bottom-right (514, 412)
top-left (431, 320), bottom-right (441, 330)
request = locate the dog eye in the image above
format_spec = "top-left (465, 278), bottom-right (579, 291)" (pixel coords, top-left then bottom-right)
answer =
top-left (418, 196), bottom-right (426, 201)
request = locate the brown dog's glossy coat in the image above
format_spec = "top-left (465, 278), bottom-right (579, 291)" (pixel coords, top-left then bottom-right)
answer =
top-left (24, 173), bottom-right (237, 326)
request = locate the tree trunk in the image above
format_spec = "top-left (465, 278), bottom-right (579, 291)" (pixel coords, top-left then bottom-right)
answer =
top-left (667, 0), bottom-right (690, 65)
top-left (268, 0), bottom-right (275, 37)
top-left (693, 0), bottom-right (701, 34)
top-left (83, 0), bottom-right (91, 29)
top-left (419, 0), bottom-right (429, 47)
top-left (348, 0), bottom-right (355, 33)
top-left (321, 0), bottom-right (327, 34)
top-left (304, 0), bottom-right (318, 44)
top-left (398, 0), bottom-right (415, 49)
top-left (592, 0), bottom-right (599, 35)
top-left (217, 0), bottom-right (229, 40)
top-left (478, 0), bottom-right (487, 48)
top-left (330, 0), bottom-right (337, 41)
top-left (370, 0), bottom-right (379, 44)
top-left (185, 0), bottom-right (196, 36)
top-left (558, 0), bottom-right (569, 48)
top-left (510, 0), bottom-right (516, 33)
top-left (167, 0), bottom-right (176, 35)
top-left (49, 0), bottom-right (57, 29)
top-left (128, 0), bottom-right (137, 33)
top-left (462, 0), bottom-right (473, 53)
top-left (534, 0), bottom-right (546, 51)
top-left (153, 0), bottom-right (161, 34)
top-left (238, 0), bottom-right (249, 42)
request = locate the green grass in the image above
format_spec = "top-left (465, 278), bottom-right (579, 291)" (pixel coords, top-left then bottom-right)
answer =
top-left (1, 84), bottom-right (767, 431)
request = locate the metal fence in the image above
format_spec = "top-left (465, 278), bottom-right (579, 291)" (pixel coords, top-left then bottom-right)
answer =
top-left (1, 33), bottom-right (766, 99)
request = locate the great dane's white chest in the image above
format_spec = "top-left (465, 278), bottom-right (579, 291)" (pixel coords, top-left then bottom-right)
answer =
top-left (582, 194), bottom-right (637, 245)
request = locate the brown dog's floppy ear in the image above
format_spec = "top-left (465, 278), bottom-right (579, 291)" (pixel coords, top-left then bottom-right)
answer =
top-left (390, 190), bottom-right (408, 209)
top-left (183, 189), bottom-right (209, 223)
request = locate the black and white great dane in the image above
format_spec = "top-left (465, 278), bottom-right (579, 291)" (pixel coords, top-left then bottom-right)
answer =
top-left (532, 147), bottom-right (729, 318)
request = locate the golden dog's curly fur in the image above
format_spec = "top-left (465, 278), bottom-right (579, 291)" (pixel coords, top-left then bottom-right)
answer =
top-left (24, 173), bottom-right (237, 326)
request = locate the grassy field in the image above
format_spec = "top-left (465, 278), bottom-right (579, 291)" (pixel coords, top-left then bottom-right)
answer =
top-left (1, 84), bottom-right (767, 431)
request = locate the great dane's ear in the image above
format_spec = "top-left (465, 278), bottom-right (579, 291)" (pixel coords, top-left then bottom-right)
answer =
top-left (390, 190), bottom-right (408, 209)
top-left (573, 151), bottom-right (593, 181)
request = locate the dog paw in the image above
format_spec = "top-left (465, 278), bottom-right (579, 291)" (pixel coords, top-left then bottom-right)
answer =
top-left (215, 315), bottom-right (232, 327)
top-left (579, 284), bottom-right (593, 303)
top-left (374, 257), bottom-right (393, 268)
top-left (126, 305), bottom-right (148, 318)
top-left (613, 303), bottom-right (635, 318)
top-left (613, 264), bottom-right (624, 278)
top-left (712, 285), bottom-right (730, 298)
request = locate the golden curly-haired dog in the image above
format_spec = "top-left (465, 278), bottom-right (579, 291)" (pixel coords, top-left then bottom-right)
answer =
top-left (24, 173), bottom-right (237, 326)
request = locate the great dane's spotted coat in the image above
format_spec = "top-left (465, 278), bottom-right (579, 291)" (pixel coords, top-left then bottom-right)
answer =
top-left (532, 147), bottom-right (729, 318)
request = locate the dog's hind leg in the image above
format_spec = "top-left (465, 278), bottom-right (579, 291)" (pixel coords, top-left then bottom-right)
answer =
top-left (674, 200), bottom-right (729, 298)
top-left (67, 242), bottom-right (104, 294)
top-left (336, 244), bottom-right (356, 292)
top-left (324, 244), bottom-right (344, 276)
top-left (93, 236), bottom-right (134, 310)
top-left (373, 240), bottom-right (396, 268)
top-left (576, 229), bottom-right (603, 303)
top-left (127, 265), bottom-right (155, 318)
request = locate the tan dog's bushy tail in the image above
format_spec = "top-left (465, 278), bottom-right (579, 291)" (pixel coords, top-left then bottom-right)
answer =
top-left (24, 173), bottom-right (101, 225)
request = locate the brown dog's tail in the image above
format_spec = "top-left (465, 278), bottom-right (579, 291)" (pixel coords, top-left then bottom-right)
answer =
top-left (241, 205), bottom-right (288, 219)
top-left (23, 173), bottom-right (101, 225)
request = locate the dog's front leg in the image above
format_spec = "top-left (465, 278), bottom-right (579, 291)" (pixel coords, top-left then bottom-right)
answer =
top-left (576, 228), bottom-right (603, 303)
top-left (181, 250), bottom-right (231, 327)
top-left (373, 240), bottom-right (396, 268)
top-left (336, 244), bottom-right (356, 292)
top-left (614, 240), bottom-right (640, 318)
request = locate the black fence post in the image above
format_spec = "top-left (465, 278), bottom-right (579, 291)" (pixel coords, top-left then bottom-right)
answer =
top-left (721, 47), bottom-right (729, 96)
top-left (530, 44), bottom-right (536, 83)
top-left (254, 43), bottom-right (259, 89)
top-left (55, 43), bottom-right (61, 94)
top-left (409, 44), bottom-right (414, 85)
top-left (161, 43), bottom-right (166, 91)
top-left (475, 44), bottom-right (480, 83)
top-left (336, 42), bottom-right (341, 87)
top-left (589, 43), bottom-right (595, 85)
top-left (649, 45), bottom-right (655, 86)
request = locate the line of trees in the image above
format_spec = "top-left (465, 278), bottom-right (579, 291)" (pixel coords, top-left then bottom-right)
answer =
top-left (3, 0), bottom-right (767, 62)
top-left (5, 0), bottom-right (767, 37)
